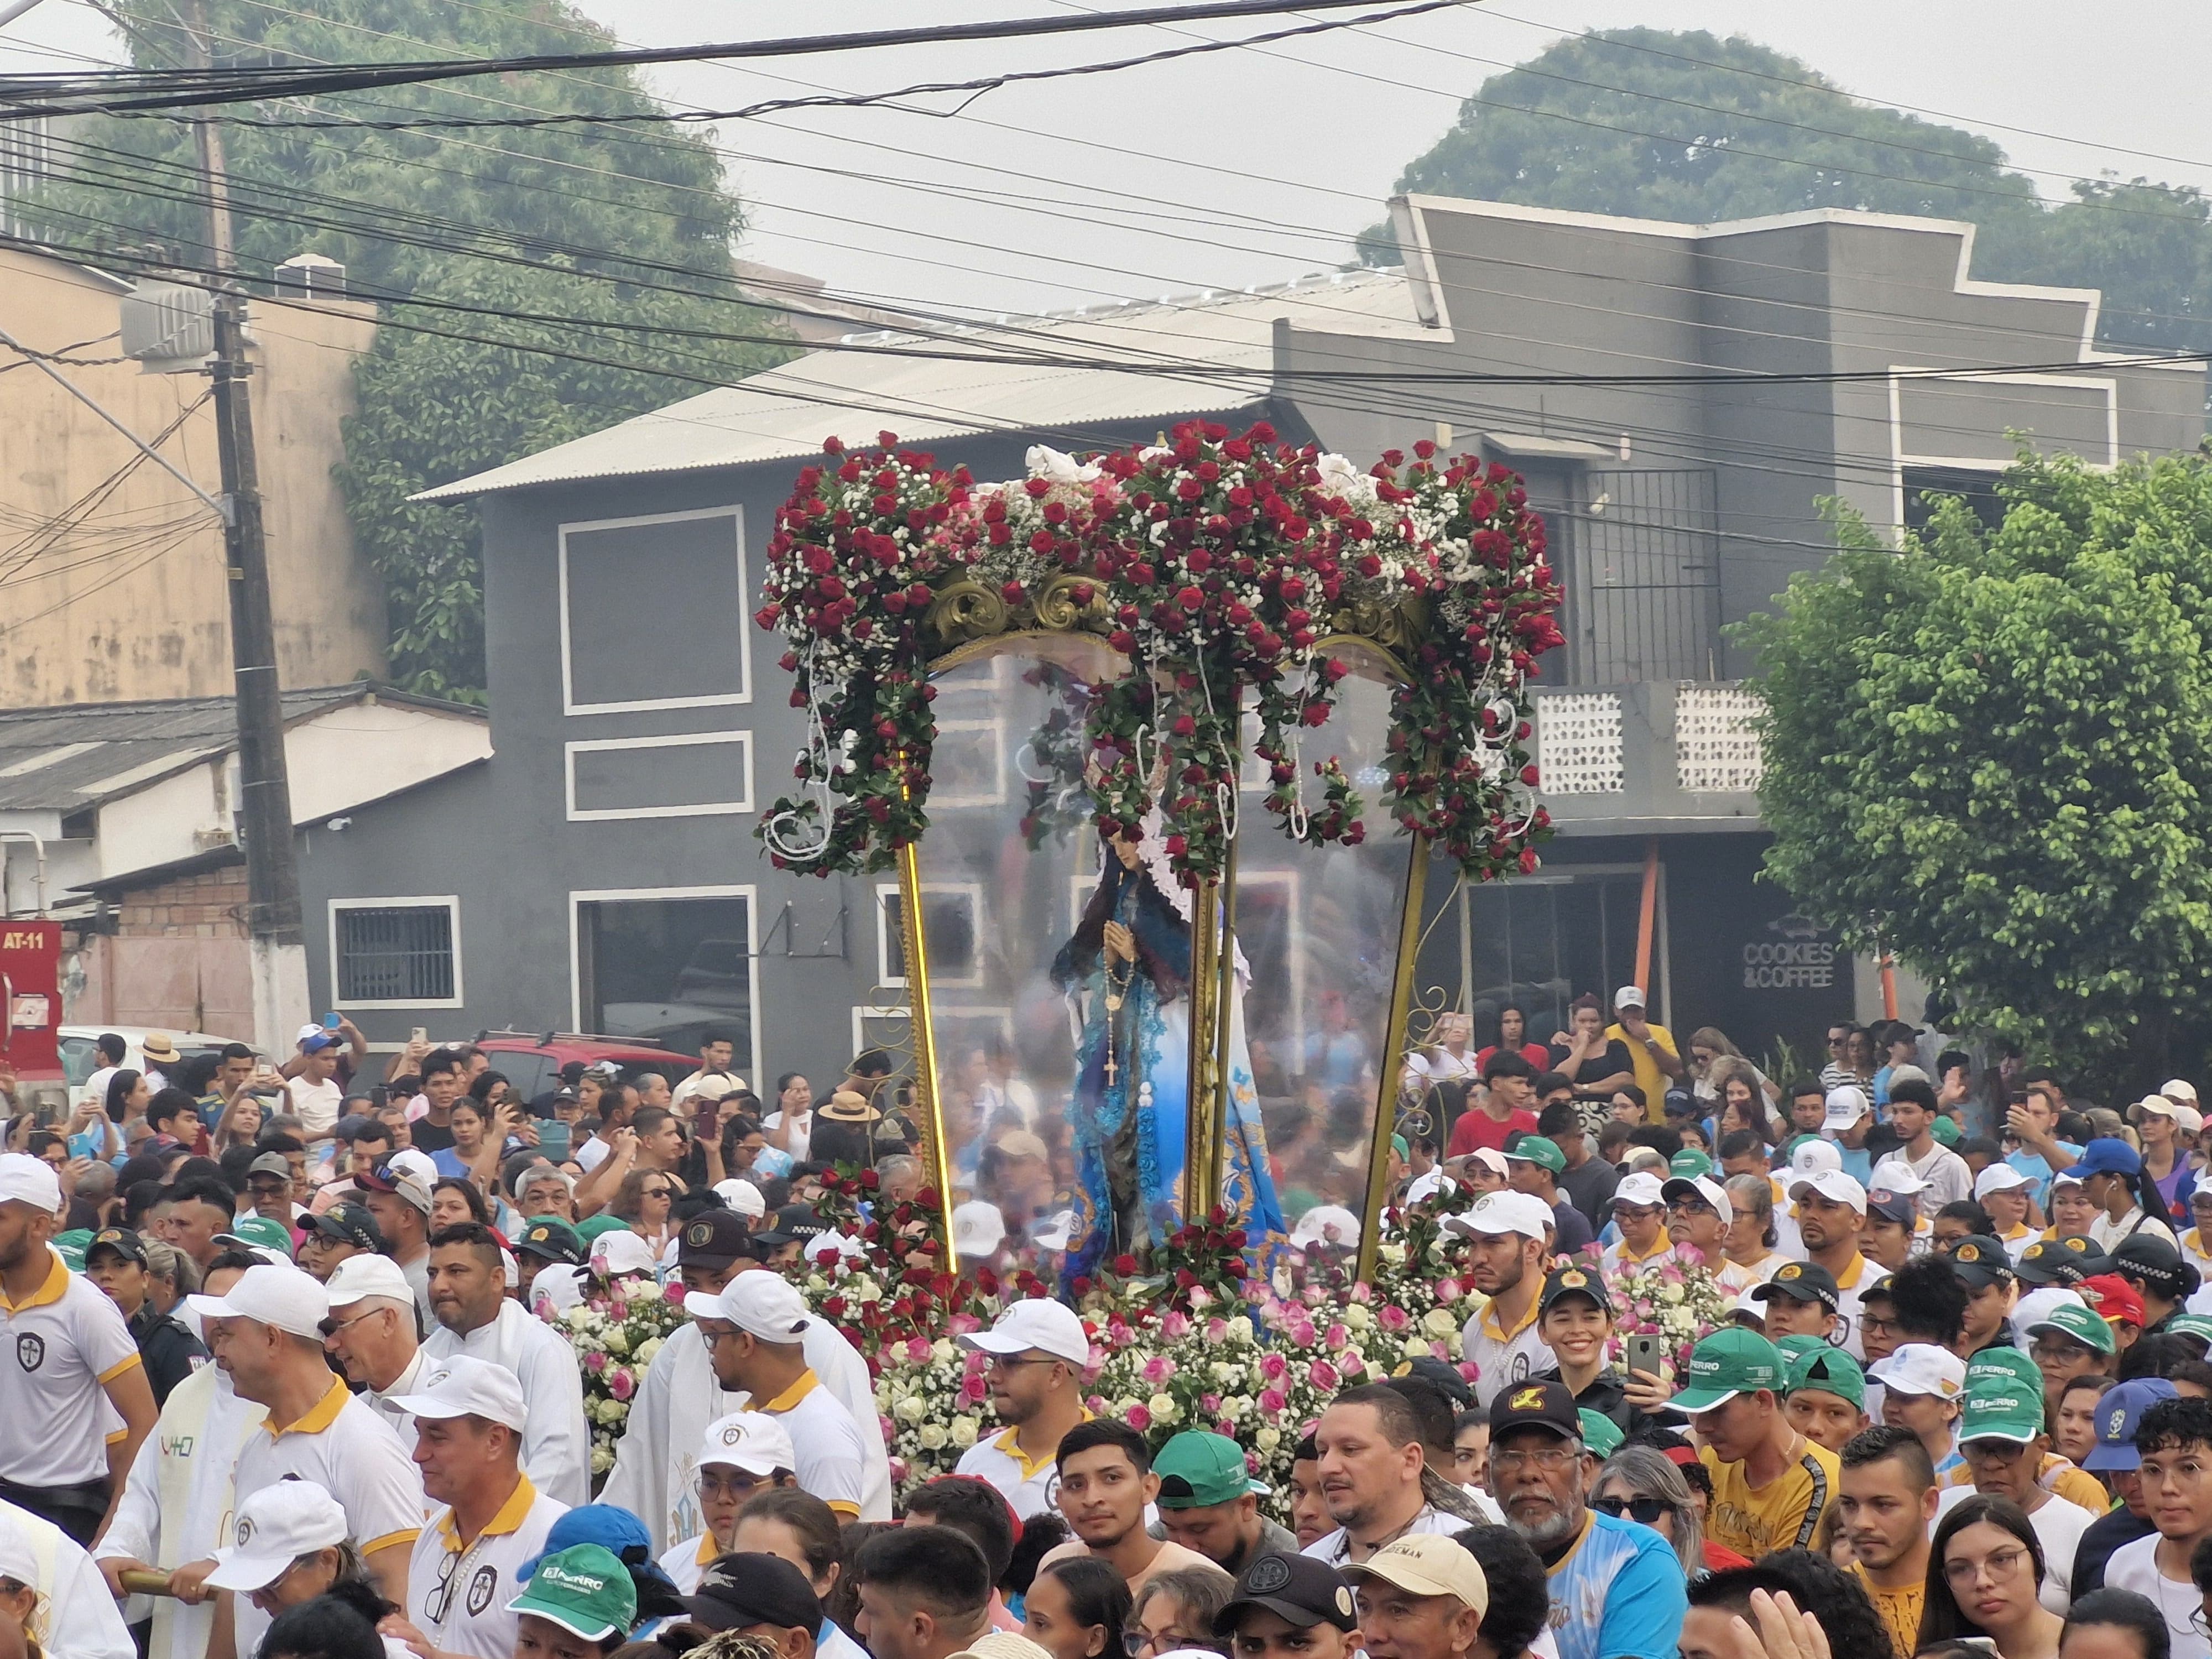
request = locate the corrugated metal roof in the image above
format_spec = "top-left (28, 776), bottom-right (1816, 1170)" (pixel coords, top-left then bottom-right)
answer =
top-left (0, 685), bottom-right (473, 812)
top-left (416, 267), bottom-right (1429, 502)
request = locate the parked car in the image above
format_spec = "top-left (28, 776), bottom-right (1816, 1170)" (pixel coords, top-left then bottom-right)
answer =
top-left (58, 1025), bottom-right (248, 1092)
top-left (470, 1030), bottom-right (697, 1104)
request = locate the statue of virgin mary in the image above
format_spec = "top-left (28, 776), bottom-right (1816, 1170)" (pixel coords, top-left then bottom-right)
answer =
top-left (1050, 812), bottom-right (1285, 1279)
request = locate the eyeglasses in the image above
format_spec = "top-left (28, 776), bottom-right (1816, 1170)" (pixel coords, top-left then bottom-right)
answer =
top-left (1827, 1034), bottom-right (1849, 1047)
top-left (985, 1354), bottom-right (1057, 1370)
top-left (317, 1308), bottom-right (386, 1340)
top-left (1126, 1632), bottom-right (1200, 1656)
top-left (1491, 1446), bottom-right (1578, 1473)
top-left (424, 1545), bottom-right (466, 1624)
top-left (700, 1469), bottom-right (773, 1499)
top-left (1593, 1494), bottom-right (1668, 1524)
top-left (1942, 1546), bottom-right (2032, 1587)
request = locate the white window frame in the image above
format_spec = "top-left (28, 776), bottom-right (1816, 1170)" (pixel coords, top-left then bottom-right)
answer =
top-left (873, 880), bottom-right (985, 989)
top-left (928, 718), bottom-right (1007, 808)
top-left (568, 883), bottom-right (762, 1088)
top-left (1885, 369), bottom-right (2116, 534)
top-left (328, 895), bottom-right (464, 1010)
top-left (557, 505), bottom-right (752, 716)
top-left (563, 731), bottom-right (755, 822)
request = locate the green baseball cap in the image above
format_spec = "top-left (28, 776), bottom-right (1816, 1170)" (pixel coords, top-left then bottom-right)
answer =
top-left (1771, 1333), bottom-right (1828, 1363)
top-left (1505, 1134), bottom-right (1566, 1175)
top-left (1154, 1432), bottom-right (1267, 1507)
top-left (1670, 1327), bottom-right (1784, 1412)
top-left (1783, 1345), bottom-right (1865, 1411)
top-left (576, 1214), bottom-right (633, 1243)
top-left (507, 1545), bottom-right (637, 1642)
top-left (2029, 1301), bottom-right (2117, 1355)
top-left (1578, 1409), bottom-right (1624, 1458)
top-left (1931, 1115), bottom-right (1962, 1147)
top-left (51, 1231), bottom-right (89, 1271)
top-left (1966, 1346), bottom-right (2044, 1399)
top-left (1669, 1150), bottom-right (1714, 1181)
top-left (1959, 1379), bottom-right (2045, 1446)
top-left (2167, 1314), bottom-right (2212, 1346)
top-left (216, 1215), bottom-right (295, 1259)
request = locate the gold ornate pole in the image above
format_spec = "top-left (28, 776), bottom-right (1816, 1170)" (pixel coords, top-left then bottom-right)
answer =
top-left (894, 758), bottom-right (956, 1271)
top-left (1205, 838), bottom-right (1239, 1225)
top-left (1182, 838), bottom-right (1238, 1227)
top-left (1357, 838), bottom-right (1432, 1282)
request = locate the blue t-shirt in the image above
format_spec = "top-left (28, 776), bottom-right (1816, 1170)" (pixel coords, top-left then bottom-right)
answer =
top-left (1835, 1144), bottom-right (1874, 1186)
top-left (1546, 1509), bottom-right (1687, 1659)
top-left (429, 1146), bottom-right (471, 1181)
top-left (2007, 1143), bottom-right (2084, 1208)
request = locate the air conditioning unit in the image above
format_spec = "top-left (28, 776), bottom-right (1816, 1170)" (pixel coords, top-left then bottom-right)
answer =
top-left (119, 279), bottom-right (214, 373)
top-left (274, 252), bottom-right (346, 298)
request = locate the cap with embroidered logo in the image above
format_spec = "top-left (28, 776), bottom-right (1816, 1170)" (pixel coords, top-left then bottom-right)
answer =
top-left (2063, 1139), bottom-right (2143, 1181)
top-left (1537, 1266), bottom-right (1613, 1317)
top-left (1967, 1346), bottom-right (2045, 1399)
top-left (1440, 1190), bottom-right (1554, 1241)
top-left (507, 1545), bottom-right (637, 1642)
top-left (1869, 1343), bottom-right (1966, 1401)
top-left (391, 1354), bottom-right (529, 1432)
top-left (1669, 1327), bottom-right (1784, 1413)
top-left (308, 1203), bottom-right (385, 1255)
top-left (684, 1550), bottom-right (821, 1634)
top-left (205, 1479), bottom-right (349, 1592)
top-left (696, 1411), bottom-right (797, 1479)
top-left (515, 1217), bottom-right (585, 1266)
top-left (1787, 1170), bottom-right (1867, 1214)
top-left (2015, 1235), bottom-right (2110, 1287)
top-left (676, 1209), bottom-right (755, 1268)
top-left (1975, 1164), bottom-right (2034, 1201)
top-left (85, 1227), bottom-right (146, 1267)
top-left (322, 1253), bottom-right (413, 1311)
top-left (1613, 1171), bottom-right (1665, 1210)
top-left (2028, 1301), bottom-right (2119, 1354)
top-left (216, 1214), bottom-right (295, 1260)
top-left (1823, 1087), bottom-right (1871, 1131)
top-left (1668, 1150), bottom-right (1714, 1181)
top-left (2084, 1378), bottom-right (2178, 1471)
top-left (957, 1297), bottom-right (1091, 1366)
top-left (1751, 1261), bottom-right (1839, 1313)
top-left (1215, 1552), bottom-right (1358, 1636)
top-left (1958, 1378), bottom-right (2045, 1446)
top-left (1339, 1534), bottom-right (1489, 1617)
top-left (1944, 1238), bottom-right (2015, 1289)
top-left (1485, 1379), bottom-right (1580, 1440)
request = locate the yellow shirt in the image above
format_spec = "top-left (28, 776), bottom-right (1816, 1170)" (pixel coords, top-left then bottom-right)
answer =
top-left (1700, 1437), bottom-right (1840, 1559)
top-left (1849, 1562), bottom-right (1924, 1659)
top-left (1940, 1452), bottom-right (2109, 1515)
top-left (1606, 1021), bottom-right (1681, 1119)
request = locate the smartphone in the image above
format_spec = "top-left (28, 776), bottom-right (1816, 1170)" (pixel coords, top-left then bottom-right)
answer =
top-left (1625, 1333), bottom-right (1666, 1380)
top-left (538, 1120), bottom-right (571, 1162)
top-left (322, 1011), bottom-right (342, 1031)
top-left (410, 1026), bottom-right (428, 1046)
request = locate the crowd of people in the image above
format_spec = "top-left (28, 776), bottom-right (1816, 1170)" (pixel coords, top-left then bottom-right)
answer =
top-left (3, 1003), bottom-right (2212, 1659)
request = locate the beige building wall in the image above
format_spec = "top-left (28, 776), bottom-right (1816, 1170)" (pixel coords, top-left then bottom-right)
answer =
top-left (0, 246), bottom-right (387, 706)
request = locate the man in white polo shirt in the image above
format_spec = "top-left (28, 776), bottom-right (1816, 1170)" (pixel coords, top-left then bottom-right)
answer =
top-left (658, 1411), bottom-right (799, 1594)
top-left (420, 1222), bottom-right (589, 1505)
top-left (0, 1150), bottom-right (155, 1542)
top-left (180, 1262), bottom-right (425, 1659)
top-left (953, 1297), bottom-right (1096, 1519)
top-left (321, 1254), bottom-right (430, 1442)
top-left (385, 1355), bottom-right (568, 1659)
top-left (1445, 1191), bottom-right (1557, 1405)
top-left (688, 1272), bottom-right (867, 1517)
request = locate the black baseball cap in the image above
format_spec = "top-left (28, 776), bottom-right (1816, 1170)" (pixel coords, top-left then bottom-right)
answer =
top-left (1537, 1265), bottom-right (1613, 1317)
top-left (2016, 1235), bottom-right (2110, 1287)
top-left (1395, 1355), bottom-right (1474, 1411)
top-left (677, 1209), bottom-right (759, 1268)
top-left (1751, 1261), bottom-right (1840, 1313)
top-left (2114, 1234), bottom-right (2199, 1301)
top-left (1217, 1552), bottom-right (1358, 1636)
top-left (514, 1217), bottom-right (585, 1266)
top-left (1486, 1378), bottom-right (1580, 1441)
top-left (754, 1204), bottom-right (830, 1249)
top-left (684, 1553), bottom-right (821, 1634)
top-left (309, 1203), bottom-right (385, 1255)
top-left (86, 1227), bottom-right (147, 1267)
top-left (1943, 1238), bottom-right (2016, 1288)
top-left (1864, 1188), bottom-right (1918, 1226)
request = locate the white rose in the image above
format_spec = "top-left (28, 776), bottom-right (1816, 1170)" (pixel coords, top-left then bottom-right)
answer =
top-left (1026, 445), bottom-right (1100, 486)
top-left (1343, 1303), bottom-right (1373, 1332)
top-left (634, 1337), bottom-right (662, 1366)
top-left (596, 1398), bottom-right (629, 1425)
top-left (602, 1329), bottom-right (629, 1355)
top-left (933, 1339), bottom-right (958, 1364)
top-left (896, 1396), bottom-right (928, 1423)
top-left (1402, 1338), bottom-right (1434, 1360)
top-left (951, 1416), bottom-right (980, 1449)
top-left (918, 1422), bottom-right (948, 1451)
top-left (1148, 1392), bottom-right (1180, 1424)
top-left (1226, 1316), bottom-right (1254, 1344)
top-left (1255, 1426), bottom-right (1281, 1452)
top-left (1422, 1307), bottom-right (1459, 1339)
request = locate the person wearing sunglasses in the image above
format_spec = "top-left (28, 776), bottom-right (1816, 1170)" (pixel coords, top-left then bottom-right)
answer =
top-left (1483, 1380), bottom-right (1686, 1659)
top-left (1590, 1443), bottom-right (1725, 1579)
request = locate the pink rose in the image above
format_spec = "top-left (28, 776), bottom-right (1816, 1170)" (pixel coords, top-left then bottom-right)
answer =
top-left (1259, 1388), bottom-right (1287, 1415)
top-left (1161, 1311), bottom-right (1192, 1341)
top-left (907, 1337), bottom-right (934, 1365)
top-left (609, 1369), bottom-right (635, 1401)
top-left (584, 1352), bottom-right (607, 1374)
top-left (1206, 1317), bottom-right (1230, 1344)
top-left (1326, 1323), bottom-right (1348, 1350)
top-left (1128, 1405), bottom-right (1152, 1432)
top-left (1260, 1352), bottom-right (1288, 1383)
top-left (1141, 1355), bottom-right (1175, 1386)
top-left (1379, 1305), bottom-right (1410, 1333)
top-left (1434, 1277), bottom-right (1462, 1303)
top-left (1340, 1352), bottom-right (1366, 1378)
top-left (1349, 1281), bottom-right (1372, 1305)
top-left (1309, 1359), bottom-right (1340, 1391)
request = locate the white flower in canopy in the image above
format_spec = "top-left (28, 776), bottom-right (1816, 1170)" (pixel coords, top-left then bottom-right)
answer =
top-left (1026, 445), bottom-right (1100, 485)
top-left (1316, 452), bottom-right (1378, 505)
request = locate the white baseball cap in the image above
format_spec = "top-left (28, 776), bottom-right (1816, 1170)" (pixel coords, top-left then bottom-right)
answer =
top-left (714, 1179), bottom-right (767, 1219)
top-left (2163, 1079), bottom-right (2200, 1105)
top-left (1613, 986), bottom-right (1646, 1013)
top-left (958, 1297), bottom-right (1092, 1366)
top-left (696, 1411), bottom-right (797, 1478)
top-left (952, 1200), bottom-right (1008, 1257)
top-left (1290, 1205), bottom-right (1361, 1248)
top-left (1822, 1087), bottom-right (1871, 1131)
top-left (1613, 1171), bottom-right (1665, 1209)
top-left (322, 1253), bottom-right (414, 1311)
top-left (1868, 1159), bottom-right (1932, 1197)
top-left (1031, 1211), bottom-right (1077, 1250)
top-left (1403, 1169), bottom-right (1456, 1206)
top-left (392, 1354), bottom-right (529, 1432)
top-left (0, 1519), bottom-right (36, 1597)
top-left (686, 1271), bottom-right (810, 1344)
top-left (1442, 1190), bottom-right (1556, 1240)
top-left (591, 1230), bottom-right (659, 1279)
top-left (1660, 1175), bottom-right (1734, 1227)
top-left (1975, 1164), bottom-right (2034, 1201)
top-left (1789, 1139), bottom-right (1844, 1177)
top-left (186, 1263), bottom-right (331, 1340)
top-left (1467, 1147), bottom-right (1510, 1179)
top-left (0, 1153), bottom-right (59, 1214)
top-left (1869, 1342), bottom-right (1966, 1400)
top-left (205, 1479), bottom-right (349, 1592)
top-left (1787, 1169), bottom-right (1868, 1214)
top-left (2181, 1105), bottom-right (2205, 1136)
top-left (2133, 1094), bottom-right (2182, 1124)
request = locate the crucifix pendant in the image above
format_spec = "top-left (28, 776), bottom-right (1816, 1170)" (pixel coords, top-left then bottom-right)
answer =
top-left (1104, 1050), bottom-right (1118, 1086)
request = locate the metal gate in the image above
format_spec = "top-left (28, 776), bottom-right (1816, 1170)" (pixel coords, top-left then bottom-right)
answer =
top-left (1558, 468), bottom-right (1721, 684)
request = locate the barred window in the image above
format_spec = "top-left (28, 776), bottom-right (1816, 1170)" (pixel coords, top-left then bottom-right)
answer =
top-left (335, 903), bottom-right (457, 1004)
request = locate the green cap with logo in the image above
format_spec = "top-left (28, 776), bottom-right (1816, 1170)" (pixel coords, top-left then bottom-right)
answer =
top-left (1783, 1344), bottom-right (1865, 1410)
top-left (1505, 1134), bottom-right (1566, 1175)
top-left (1771, 1333), bottom-right (1828, 1363)
top-left (217, 1215), bottom-right (295, 1258)
top-left (1577, 1408), bottom-right (1624, 1459)
top-left (1930, 1115), bottom-right (1962, 1147)
top-left (576, 1213), bottom-right (632, 1244)
top-left (1670, 1327), bottom-right (1784, 1412)
top-left (2030, 1301), bottom-right (2117, 1355)
top-left (1959, 1378), bottom-right (2045, 1446)
top-left (2167, 1314), bottom-right (2212, 1345)
top-left (1966, 1346), bottom-right (2044, 1399)
top-left (51, 1230), bottom-right (91, 1271)
top-left (506, 1545), bottom-right (636, 1641)
top-left (1154, 1431), bottom-right (1269, 1507)
top-left (1669, 1150), bottom-right (1714, 1181)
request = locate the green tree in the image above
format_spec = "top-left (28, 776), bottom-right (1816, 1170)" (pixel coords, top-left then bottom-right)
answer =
top-left (33, 0), bottom-right (787, 698)
top-left (1741, 452), bottom-right (2212, 1089)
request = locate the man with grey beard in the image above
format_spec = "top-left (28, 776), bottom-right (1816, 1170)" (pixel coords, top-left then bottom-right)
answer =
top-left (1484, 1380), bottom-right (1686, 1659)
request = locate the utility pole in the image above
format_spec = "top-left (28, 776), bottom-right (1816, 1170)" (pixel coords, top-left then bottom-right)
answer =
top-left (182, 0), bottom-right (307, 1052)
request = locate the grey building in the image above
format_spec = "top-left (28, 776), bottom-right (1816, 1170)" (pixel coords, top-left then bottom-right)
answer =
top-left (307, 197), bottom-right (2203, 1094)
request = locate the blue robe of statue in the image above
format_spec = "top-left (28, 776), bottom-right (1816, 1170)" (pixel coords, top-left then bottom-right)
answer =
top-left (1052, 846), bottom-right (1285, 1281)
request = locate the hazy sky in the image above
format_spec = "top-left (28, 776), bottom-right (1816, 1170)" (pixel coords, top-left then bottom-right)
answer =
top-left (7, 0), bottom-right (2211, 319)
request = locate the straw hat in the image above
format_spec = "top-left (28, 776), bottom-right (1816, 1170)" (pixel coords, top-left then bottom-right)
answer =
top-left (818, 1089), bottom-right (879, 1124)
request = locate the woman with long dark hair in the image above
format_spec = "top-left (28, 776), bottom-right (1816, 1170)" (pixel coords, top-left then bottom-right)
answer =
top-left (2059, 1589), bottom-right (2172, 1659)
top-left (1024, 1557), bottom-right (1131, 1659)
top-left (1918, 1495), bottom-right (2063, 1659)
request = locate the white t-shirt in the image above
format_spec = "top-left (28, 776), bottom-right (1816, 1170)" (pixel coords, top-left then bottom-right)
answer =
top-left (658, 1533), bottom-right (717, 1596)
top-left (0, 1498), bottom-right (135, 1659)
top-left (757, 1369), bottom-right (866, 1516)
top-left (286, 1074), bottom-right (345, 1139)
top-left (2106, 1533), bottom-right (2209, 1658)
top-left (1934, 1486), bottom-right (2093, 1612)
top-left (763, 1109), bottom-right (813, 1162)
top-left (1301, 1499), bottom-right (1501, 1567)
top-left (0, 1250), bottom-right (143, 1485)
top-left (405, 1478), bottom-right (567, 1659)
top-left (2094, 1210), bottom-right (2180, 1251)
top-left (1460, 1299), bottom-right (1557, 1406)
top-left (83, 1065), bottom-right (119, 1113)
top-left (1905, 1145), bottom-right (1974, 1217)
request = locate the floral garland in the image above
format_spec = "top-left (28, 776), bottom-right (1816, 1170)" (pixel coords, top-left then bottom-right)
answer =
top-left (1614, 1254), bottom-right (1731, 1373)
top-left (549, 1272), bottom-right (692, 1478)
top-left (754, 423), bottom-right (1561, 886)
